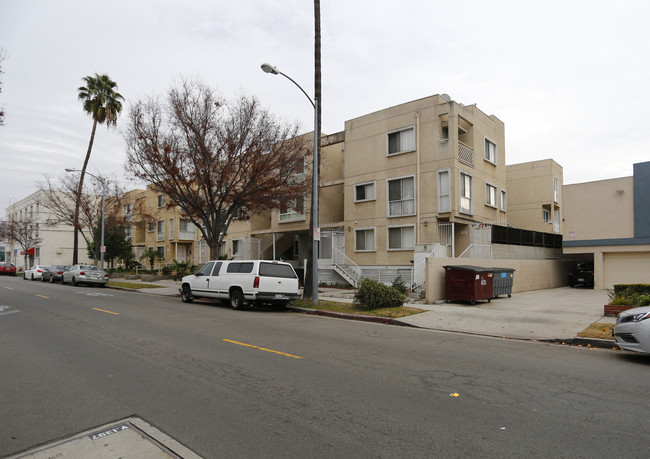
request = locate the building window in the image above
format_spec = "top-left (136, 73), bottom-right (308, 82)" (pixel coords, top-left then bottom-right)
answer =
top-left (232, 239), bottom-right (241, 256)
top-left (485, 183), bottom-right (497, 208)
top-left (459, 172), bottom-right (473, 214)
top-left (169, 218), bottom-right (174, 239)
top-left (123, 203), bottom-right (132, 221)
top-left (157, 195), bottom-right (165, 208)
top-left (388, 176), bottom-right (415, 217)
top-left (554, 177), bottom-right (559, 202)
top-left (543, 209), bottom-right (551, 222)
top-left (387, 126), bottom-right (415, 156)
top-left (148, 221), bottom-right (155, 232)
top-left (125, 226), bottom-right (132, 240)
top-left (157, 220), bottom-right (165, 241)
top-left (437, 169), bottom-right (451, 213)
top-left (156, 246), bottom-right (164, 258)
top-left (279, 196), bottom-right (305, 222)
top-left (484, 138), bottom-right (497, 164)
top-left (355, 228), bottom-right (376, 252)
top-left (355, 181), bottom-right (375, 202)
top-left (388, 226), bottom-right (415, 251)
top-left (500, 190), bottom-right (507, 211)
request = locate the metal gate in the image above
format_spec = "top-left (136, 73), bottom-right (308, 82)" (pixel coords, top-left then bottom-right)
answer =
top-left (437, 222), bottom-right (454, 257)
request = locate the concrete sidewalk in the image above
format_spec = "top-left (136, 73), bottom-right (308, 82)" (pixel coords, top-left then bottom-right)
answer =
top-left (109, 279), bottom-right (614, 343)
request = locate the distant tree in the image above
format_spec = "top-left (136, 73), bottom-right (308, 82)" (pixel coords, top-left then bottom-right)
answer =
top-left (140, 248), bottom-right (164, 270)
top-left (87, 214), bottom-right (133, 268)
top-left (2, 211), bottom-right (42, 269)
top-left (124, 79), bottom-right (310, 260)
top-left (38, 174), bottom-right (128, 266)
top-left (72, 74), bottom-right (124, 264)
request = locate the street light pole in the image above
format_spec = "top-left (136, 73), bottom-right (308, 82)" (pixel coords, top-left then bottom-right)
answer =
top-left (261, 63), bottom-right (319, 306)
top-left (65, 169), bottom-right (106, 270)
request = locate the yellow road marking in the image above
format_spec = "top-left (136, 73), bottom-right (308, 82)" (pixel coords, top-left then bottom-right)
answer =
top-left (92, 307), bottom-right (119, 315)
top-left (4, 287), bottom-right (13, 290)
top-left (36, 294), bottom-right (49, 299)
top-left (223, 339), bottom-right (302, 359)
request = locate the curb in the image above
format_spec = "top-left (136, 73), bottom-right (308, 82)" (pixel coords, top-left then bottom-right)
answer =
top-left (545, 337), bottom-right (620, 350)
top-left (287, 306), bottom-right (414, 327)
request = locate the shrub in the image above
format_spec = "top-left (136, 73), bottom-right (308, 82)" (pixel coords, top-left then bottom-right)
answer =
top-left (392, 275), bottom-right (407, 295)
top-left (609, 284), bottom-right (650, 306)
top-left (354, 278), bottom-right (406, 311)
top-left (161, 265), bottom-right (172, 276)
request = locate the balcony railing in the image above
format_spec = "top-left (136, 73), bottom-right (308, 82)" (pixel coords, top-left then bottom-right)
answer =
top-left (458, 142), bottom-right (474, 167)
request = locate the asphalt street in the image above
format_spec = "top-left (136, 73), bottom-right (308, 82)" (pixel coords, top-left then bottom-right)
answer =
top-left (1, 275), bottom-right (649, 458)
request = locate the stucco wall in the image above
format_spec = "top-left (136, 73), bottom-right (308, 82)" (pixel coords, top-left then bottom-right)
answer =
top-left (425, 257), bottom-right (572, 303)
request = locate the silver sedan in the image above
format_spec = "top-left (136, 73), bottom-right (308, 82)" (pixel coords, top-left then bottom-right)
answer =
top-left (613, 306), bottom-right (650, 354)
top-left (62, 264), bottom-right (109, 287)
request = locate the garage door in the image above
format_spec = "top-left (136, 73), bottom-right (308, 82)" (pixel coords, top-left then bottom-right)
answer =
top-left (603, 252), bottom-right (650, 288)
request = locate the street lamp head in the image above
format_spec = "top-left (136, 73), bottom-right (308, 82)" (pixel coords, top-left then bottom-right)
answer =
top-left (261, 63), bottom-right (279, 75)
top-left (65, 168), bottom-right (77, 173)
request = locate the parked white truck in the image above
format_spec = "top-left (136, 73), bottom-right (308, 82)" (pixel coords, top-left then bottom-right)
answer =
top-left (180, 260), bottom-right (301, 309)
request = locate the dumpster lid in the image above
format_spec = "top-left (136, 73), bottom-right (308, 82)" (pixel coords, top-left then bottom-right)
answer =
top-left (443, 265), bottom-right (492, 272)
top-left (488, 267), bottom-right (516, 272)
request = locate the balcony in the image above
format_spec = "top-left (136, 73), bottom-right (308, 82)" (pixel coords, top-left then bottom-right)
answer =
top-left (458, 142), bottom-right (474, 167)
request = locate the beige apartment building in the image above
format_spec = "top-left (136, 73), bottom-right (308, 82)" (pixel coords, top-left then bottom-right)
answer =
top-left (117, 94), bottom-right (565, 289)
top-left (563, 161), bottom-right (650, 289)
top-left (506, 159), bottom-right (563, 234)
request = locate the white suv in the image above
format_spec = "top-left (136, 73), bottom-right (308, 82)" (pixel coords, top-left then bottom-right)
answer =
top-left (180, 260), bottom-right (301, 309)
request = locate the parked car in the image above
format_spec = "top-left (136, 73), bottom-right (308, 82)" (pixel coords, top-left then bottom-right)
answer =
top-left (180, 259), bottom-right (301, 309)
top-left (42, 265), bottom-right (70, 283)
top-left (613, 306), bottom-right (650, 354)
top-left (62, 264), bottom-right (109, 287)
top-left (568, 261), bottom-right (594, 288)
top-left (0, 262), bottom-right (17, 276)
top-left (23, 265), bottom-right (50, 281)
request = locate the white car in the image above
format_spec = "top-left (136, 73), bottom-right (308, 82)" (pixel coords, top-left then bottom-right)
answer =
top-left (23, 265), bottom-right (50, 281)
top-left (180, 259), bottom-right (300, 309)
top-left (613, 306), bottom-right (650, 354)
top-left (62, 264), bottom-right (109, 287)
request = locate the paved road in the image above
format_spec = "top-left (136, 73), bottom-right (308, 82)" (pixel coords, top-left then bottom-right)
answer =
top-left (1, 276), bottom-right (649, 458)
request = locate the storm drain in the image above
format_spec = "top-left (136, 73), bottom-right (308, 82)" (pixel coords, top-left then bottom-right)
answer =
top-left (6, 416), bottom-right (202, 459)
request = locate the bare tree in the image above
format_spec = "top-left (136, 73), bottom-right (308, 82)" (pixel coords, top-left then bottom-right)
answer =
top-left (38, 175), bottom-right (128, 265)
top-left (2, 211), bottom-right (42, 269)
top-left (124, 79), bottom-right (310, 260)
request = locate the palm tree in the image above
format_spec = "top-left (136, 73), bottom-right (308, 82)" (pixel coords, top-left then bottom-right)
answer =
top-left (72, 74), bottom-right (124, 264)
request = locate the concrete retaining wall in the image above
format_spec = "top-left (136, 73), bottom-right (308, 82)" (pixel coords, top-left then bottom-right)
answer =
top-left (425, 258), bottom-right (573, 303)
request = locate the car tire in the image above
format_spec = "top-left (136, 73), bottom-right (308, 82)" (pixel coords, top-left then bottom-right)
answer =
top-left (41, 275), bottom-right (46, 282)
top-left (230, 289), bottom-right (245, 310)
top-left (31, 274), bottom-right (35, 281)
top-left (50, 276), bottom-right (55, 283)
top-left (181, 284), bottom-right (193, 303)
top-left (23, 273), bottom-right (27, 280)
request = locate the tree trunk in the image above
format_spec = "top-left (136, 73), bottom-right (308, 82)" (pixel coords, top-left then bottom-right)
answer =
top-left (73, 117), bottom-right (98, 264)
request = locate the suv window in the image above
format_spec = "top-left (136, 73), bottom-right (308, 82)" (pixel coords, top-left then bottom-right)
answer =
top-left (210, 262), bottom-right (222, 276)
top-left (259, 262), bottom-right (297, 279)
top-left (197, 262), bottom-right (215, 276)
top-left (226, 262), bottom-right (254, 273)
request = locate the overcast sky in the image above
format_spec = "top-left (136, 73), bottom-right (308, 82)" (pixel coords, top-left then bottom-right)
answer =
top-left (2, 0), bottom-right (649, 215)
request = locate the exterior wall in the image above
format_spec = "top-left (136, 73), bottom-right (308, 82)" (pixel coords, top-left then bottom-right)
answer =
top-left (425, 257), bottom-right (572, 303)
top-left (563, 177), bottom-right (634, 241)
top-left (343, 95), bottom-right (507, 268)
top-left (506, 159), bottom-right (563, 233)
top-left (562, 161), bottom-right (650, 290)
